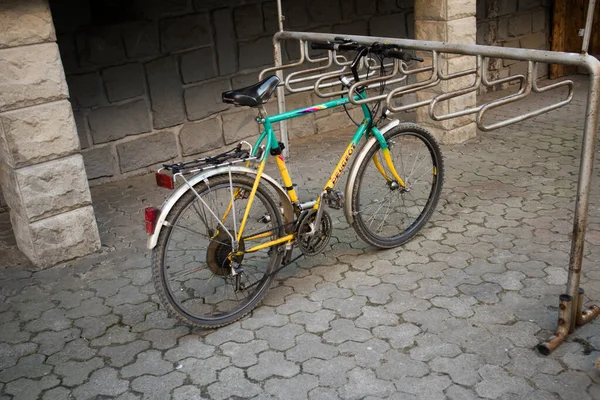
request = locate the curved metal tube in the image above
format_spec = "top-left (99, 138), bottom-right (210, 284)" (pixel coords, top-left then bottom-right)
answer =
top-left (259, 40), bottom-right (306, 81)
top-left (429, 55), bottom-right (483, 121)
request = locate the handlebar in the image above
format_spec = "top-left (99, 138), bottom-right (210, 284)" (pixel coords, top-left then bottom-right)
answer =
top-left (310, 40), bottom-right (423, 62)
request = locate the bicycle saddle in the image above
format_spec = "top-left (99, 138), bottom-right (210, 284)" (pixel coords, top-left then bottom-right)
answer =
top-left (222, 75), bottom-right (280, 107)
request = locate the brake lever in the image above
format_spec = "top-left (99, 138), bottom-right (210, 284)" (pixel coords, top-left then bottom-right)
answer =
top-left (350, 47), bottom-right (369, 82)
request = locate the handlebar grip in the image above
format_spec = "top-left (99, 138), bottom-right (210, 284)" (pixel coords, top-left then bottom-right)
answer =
top-left (384, 49), bottom-right (413, 62)
top-left (311, 42), bottom-right (335, 51)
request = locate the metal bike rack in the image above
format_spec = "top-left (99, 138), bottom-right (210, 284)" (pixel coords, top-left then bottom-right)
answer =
top-left (268, 0), bottom-right (600, 354)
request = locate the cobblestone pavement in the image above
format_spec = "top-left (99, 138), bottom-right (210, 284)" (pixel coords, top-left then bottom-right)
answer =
top-left (1, 76), bottom-right (600, 399)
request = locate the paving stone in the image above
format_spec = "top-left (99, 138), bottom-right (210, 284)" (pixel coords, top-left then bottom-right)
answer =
top-left (487, 321), bottom-right (540, 348)
top-left (32, 328), bottom-right (80, 356)
top-left (310, 265), bottom-right (350, 283)
top-left (354, 284), bottom-right (397, 304)
top-left (74, 314), bottom-right (119, 339)
top-left (221, 340), bottom-right (269, 368)
top-left (403, 308), bottom-right (452, 334)
top-left (205, 323), bottom-right (254, 346)
top-left (384, 291), bottom-right (431, 314)
top-left (121, 350), bottom-right (173, 378)
top-left (130, 371), bottom-right (186, 400)
top-left (208, 367), bottom-right (261, 400)
top-left (66, 298), bottom-right (110, 319)
top-left (4, 376), bottom-right (59, 400)
top-left (88, 277), bottom-right (129, 298)
top-left (354, 306), bottom-right (399, 329)
top-left (290, 310), bottom-right (336, 333)
top-left (308, 387), bottom-right (342, 400)
top-left (46, 338), bottom-right (96, 365)
top-left (241, 306), bottom-right (289, 330)
top-left (446, 385), bottom-right (479, 400)
top-left (286, 333), bottom-right (339, 362)
top-left (394, 375), bottom-right (452, 400)
top-left (247, 351), bottom-right (300, 381)
top-left (264, 373), bottom-right (319, 400)
top-left (42, 386), bottom-right (72, 400)
top-left (72, 368), bottom-right (129, 400)
top-left (459, 282), bottom-right (503, 304)
top-left (505, 348), bottom-right (563, 379)
top-left (50, 290), bottom-right (94, 310)
top-left (113, 302), bottom-right (158, 326)
top-left (338, 367), bottom-right (396, 400)
top-left (408, 334), bottom-right (462, 362)
top-left (178, 356), bottom-right (229, 386)
top-left (338, 339), bottom-right (390, 368)
top-left (431, 353), bottom-right (482, 386)
top-left (323, 296), bottom-right (368, 318)
top-left (142, 327), bottom-right (189, 350)
top-left (309, 282), bottom-right (352, 302)
top-left (98, 340), bottom-right (150, 368)
top-left (54, 357), bottom-right (104, 387)
top-left (376, 351), bottom-right (429, 380)
top-left (323, 319), bottom-right (371, 344)
top-left (431, 295), bottom-right (477, 318)
top-left (173, 385), bottom-right (207, 400)
top-left (372, 323), bottom-right (421, 349)
top-left (256, 323), bottom-right (304, 351)
top-left (0, 321), bottom-right (30, 344)
top-left (0, 342), bottom-right (38, 370)
top-left (164, 335), bottom-right (215, 362)
top-left (0, 353), bottom-right (51, 383)
top-left (91, 324), bottom-right (140, 348)
top-left (276, 294), bottom-right (321, 315)
top-left (475, 364), bottom-right (534, 399)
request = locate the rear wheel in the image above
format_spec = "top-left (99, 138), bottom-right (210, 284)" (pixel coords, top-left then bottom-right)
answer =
top-left (152, 174), bottom-right (284, 328)
top-left (350, 123), bottom-right (444, 248)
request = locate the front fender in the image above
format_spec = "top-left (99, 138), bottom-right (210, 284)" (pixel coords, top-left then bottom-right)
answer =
top-left (344, 119), bottom-right (400, 225)
top-left (147, 166), bottom-right (295, 249)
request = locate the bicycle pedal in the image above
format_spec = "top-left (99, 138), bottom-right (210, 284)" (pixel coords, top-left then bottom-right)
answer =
top-left (324, 189), bottom-right (344, 210)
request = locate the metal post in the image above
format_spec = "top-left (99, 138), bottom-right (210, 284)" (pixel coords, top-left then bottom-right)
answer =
top-left (566, 59), bottom-right (600, 330)
top-left (582, 0), bottom-right (597, 53)
top-left (274, 0), bottom-right (289, 157)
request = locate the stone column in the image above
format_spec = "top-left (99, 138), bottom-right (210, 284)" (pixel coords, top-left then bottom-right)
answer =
top-left (414, 0), bottom-right (478, 143)
top-left (0, 0), bottom-right (101, 268)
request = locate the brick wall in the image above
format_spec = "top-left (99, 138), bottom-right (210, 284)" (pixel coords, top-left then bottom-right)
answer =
top-left (476, 0), bottom-right (552, 91)
top-left (49, 0), bottom-right (415, 184)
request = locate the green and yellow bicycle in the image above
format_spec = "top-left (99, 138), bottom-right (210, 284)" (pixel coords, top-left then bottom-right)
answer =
top-left (145, 40), bottom-right (444, 327)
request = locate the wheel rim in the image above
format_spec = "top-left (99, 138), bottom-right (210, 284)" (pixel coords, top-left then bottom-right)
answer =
top-left (356, 132), bottom-right (439, 242)
top-left (161, 181), bottom-right (279, 322)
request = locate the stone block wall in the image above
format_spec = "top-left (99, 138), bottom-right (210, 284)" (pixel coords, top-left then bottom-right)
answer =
top-left (476, 0), bottom-right (552, 91)
top-left (49, 0), bottom-right (415, 185)
top-left (0, 0), bottom-right (101, 267)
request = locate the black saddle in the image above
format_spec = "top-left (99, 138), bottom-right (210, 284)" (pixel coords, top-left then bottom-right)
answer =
top-left (222, 75), bottom-right (280, 107)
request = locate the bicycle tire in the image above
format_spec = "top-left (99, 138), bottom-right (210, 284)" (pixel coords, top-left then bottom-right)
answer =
top-left (350, 123), bottom-right (444, 248)
top-left (152, 174), bottom-right (284, 328)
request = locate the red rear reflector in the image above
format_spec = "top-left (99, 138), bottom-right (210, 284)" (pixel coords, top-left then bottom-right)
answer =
top-left (145, 207), bottom-right (160, 234)
top-left (156, 172), bottom-right (174, 190)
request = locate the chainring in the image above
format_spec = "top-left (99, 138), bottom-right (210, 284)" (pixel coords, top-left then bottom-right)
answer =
top-left (297, 209), bottom-right (333, 256)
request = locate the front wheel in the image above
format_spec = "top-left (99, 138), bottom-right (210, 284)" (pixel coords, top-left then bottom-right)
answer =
top-left (151, 174), bottom-right (284, 328)
top-left (350, 123), bottom-right (444, 248)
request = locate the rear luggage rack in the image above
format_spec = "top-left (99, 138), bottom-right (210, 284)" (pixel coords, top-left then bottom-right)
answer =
top-left (160, 143), bottom-right (259, 176)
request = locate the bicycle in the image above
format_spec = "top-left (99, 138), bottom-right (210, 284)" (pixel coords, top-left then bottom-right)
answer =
top-left (145, 39), bottom-right (445, 328)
